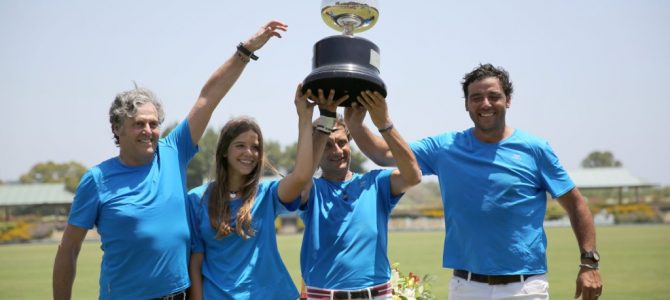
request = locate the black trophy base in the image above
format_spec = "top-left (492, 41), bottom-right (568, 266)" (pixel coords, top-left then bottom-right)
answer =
top-left (302, 35), bottom-right (386, 107)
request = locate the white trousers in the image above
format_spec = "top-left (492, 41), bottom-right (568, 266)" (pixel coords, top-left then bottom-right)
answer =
top-left (448, 273), bottom-right (549, 300)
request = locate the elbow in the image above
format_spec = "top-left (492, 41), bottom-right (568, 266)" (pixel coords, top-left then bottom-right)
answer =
top-left (407, 172), bottom-right (422, 187)
top-left (292, 171), bottom-right (313, 188)
top-left (402, 166), bottom-right (422, 187)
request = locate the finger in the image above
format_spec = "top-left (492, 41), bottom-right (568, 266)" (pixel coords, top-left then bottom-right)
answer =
top-left (357, 95), bottom-right (372, 110)
top-left (372, 90), bottom-right (384, 99)
top-left (266, 20), bottom-right (288, 31)
top-left (333, 94), bottom-right (349, 106)
top-left (351, 101), bottom-right (366, 112)
top-left (367, 90), bottom-right (385, 104)
top-left (294, 84), bottom-right (304, 97)
top-left (327, 89), bottom-right (336, 101)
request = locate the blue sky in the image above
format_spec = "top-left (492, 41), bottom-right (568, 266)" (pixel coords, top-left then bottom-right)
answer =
top-left (1, 0), bottom-right (669, 186)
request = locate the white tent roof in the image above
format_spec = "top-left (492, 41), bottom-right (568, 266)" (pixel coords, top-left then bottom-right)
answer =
top-left (0, 183), bottom-right (74, 206)
top-left (567, 167), bottom-right (654, 189)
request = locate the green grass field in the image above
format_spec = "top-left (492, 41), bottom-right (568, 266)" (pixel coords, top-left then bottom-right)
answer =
top-left (1, 225), bottom-right (668, 299)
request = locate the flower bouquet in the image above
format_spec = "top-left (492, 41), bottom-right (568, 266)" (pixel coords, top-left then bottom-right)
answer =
top-left (390, 262), bottom-right (436, 300)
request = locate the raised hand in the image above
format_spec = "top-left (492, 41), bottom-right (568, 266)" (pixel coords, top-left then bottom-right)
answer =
top-left (294, 84), bottom-right (316, 121)
top-left (344, 101), bottom-right (367, 128)
top-left (356, 90), bottom-right (391, 130)
top-left (313, 89), bottom-right (349, 114)
top-left (243, 20), bottom-right (288, 52)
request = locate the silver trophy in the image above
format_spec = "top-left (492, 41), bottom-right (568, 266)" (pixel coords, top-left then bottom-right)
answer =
top-left (302, 0), bottom-right (386, 106)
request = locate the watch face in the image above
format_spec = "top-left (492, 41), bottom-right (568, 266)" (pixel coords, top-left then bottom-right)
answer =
top-left (582, 251), bottom-right (600, 262)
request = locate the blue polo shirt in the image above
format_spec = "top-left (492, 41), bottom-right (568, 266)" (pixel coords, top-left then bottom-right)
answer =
top-left (410, 128), bottom-right (574, 275)
top-left (300, 170), bottom-right (401, 289)
top-left (69, 119), bottom-right (197, 299)
top-left (188, 180), bottom-right (300, 300)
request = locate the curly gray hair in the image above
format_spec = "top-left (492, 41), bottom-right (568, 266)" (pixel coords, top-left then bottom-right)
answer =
top-left (109, 87), bottom-right (165, 146)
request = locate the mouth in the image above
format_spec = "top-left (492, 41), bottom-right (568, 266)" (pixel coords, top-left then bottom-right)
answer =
top-left (238, 159), bottom-right (256, 168)
top-left (479, 111), bottom-right (495, 117)
top-left (328, 156), bottom-right (347, 165)
top-left (139, 137), bottom-right (154, 146)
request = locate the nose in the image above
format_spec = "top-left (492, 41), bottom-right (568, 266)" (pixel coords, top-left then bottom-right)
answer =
top-left (139, 123), bottom-right (152, 134)
top-left (481, 97), bottom-right (493, 108)
top-left (333, 144), bottom-right (343, 155)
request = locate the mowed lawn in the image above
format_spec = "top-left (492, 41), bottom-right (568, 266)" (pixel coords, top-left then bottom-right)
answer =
top-left (1, 225), bottom-right (669, 299)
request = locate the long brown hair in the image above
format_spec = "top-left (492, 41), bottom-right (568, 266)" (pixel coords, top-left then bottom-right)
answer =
top-left (208, 117), bottom-right (264, 239)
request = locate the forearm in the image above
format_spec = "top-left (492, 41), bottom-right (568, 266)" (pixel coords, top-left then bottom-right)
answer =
top-left (310, 131), bottom-right (329, 174)
top-left (188, 51), bottom-right (249, 144)
top-left (278, 116), bottom-right (314, 202)
top-left (559, 188), bottom-right (597, 252)
top-left (348, 122), bottom-right (396, 166)
top-left (569, 203), bottom-right (597, 252)
top-left (291, 116), bottom-right (315, 183)
top-left (199, 52), bottom-right (248, 105)
top-left (52, 245), bottom-right (78, 300)
top-left (381, 128), bottom-right (421, 186)
top-left (188, 254), bottom-right (204, 300)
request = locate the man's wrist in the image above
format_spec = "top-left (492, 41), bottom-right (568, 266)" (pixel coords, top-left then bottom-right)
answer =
top-left (377, 122), bottom-right (394, 133)
top-left (236, 42), bottom-right (258, 61)
top-left (579, 262), bottom-right (599, 270)
top-left (315, 116), bottom-right (336, 134)
top-left (318, 108), bottom-right (337, 118)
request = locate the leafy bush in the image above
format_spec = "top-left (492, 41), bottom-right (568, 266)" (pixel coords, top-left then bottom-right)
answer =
top-left (607, 203), bottom-right (659, 223)
top-left (0, 221), bottom-right (32, 243)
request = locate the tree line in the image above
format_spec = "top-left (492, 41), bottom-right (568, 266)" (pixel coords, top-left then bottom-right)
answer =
top-left (15, 123), bottom-right (370, 191)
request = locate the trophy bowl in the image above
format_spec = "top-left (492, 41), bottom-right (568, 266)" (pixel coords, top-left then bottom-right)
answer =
top-left (302, 0), bottom-right (386, 107)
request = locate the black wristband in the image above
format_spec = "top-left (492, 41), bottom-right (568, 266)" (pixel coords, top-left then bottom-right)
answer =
top-left (236, 42), bottom-right (258, 61)
top-left (318, 108), bottom-right (337, 118)
top-left (378, 123), bottom-right (394, 133)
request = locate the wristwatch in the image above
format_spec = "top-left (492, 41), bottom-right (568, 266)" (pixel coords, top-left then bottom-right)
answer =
top-left (581, 250), bottom-right (600, 263)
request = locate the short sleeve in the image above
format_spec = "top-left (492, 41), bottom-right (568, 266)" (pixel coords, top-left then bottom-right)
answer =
top-left (187, 187), bottom-right (207, 253)
top-left (537, 141), bottom-right (575, 198)
top-left (410, 136), bottom-right (441, 176)
top-left (68, 170), bottom-right (100, 230)
top-left (163, 119), bottom-right (199, 167)
top-left (373, 169), bottom-right (402, 214)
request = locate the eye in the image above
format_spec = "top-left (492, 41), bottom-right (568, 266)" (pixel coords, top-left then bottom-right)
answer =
top-left (469, 95), bottom-right (483, 102)
top-left (489, 94), bottom-right (503, 101)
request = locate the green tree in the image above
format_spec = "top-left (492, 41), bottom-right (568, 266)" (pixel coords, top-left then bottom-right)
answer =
top-left (270, 141), bottom-right (368, 174)
top-left (581, 151), bottom-right (623, 168)
top-left (20, 161), bottom-right (87, 192)
top-left (349, 147), bottom-right (368, 173)
top-left (264, 140), bottom-right (284, 176)
top-left (162, 122), bottom-right (219, 189)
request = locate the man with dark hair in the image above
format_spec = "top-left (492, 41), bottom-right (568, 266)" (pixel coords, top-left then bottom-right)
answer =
top-left (298, 90), bottom-right (421, 300)
top-left (345, 64), bottom-right (603, 300)
top-left (52, 20), bottom-right (287, 300)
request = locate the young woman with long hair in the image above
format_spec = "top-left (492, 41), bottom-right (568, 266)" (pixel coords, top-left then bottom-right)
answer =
top-left (187, 85), bottom-right (315, 299)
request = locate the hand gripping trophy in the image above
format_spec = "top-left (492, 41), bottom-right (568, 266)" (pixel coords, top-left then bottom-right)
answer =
top-left (302, 0), bottom-right (386, 106)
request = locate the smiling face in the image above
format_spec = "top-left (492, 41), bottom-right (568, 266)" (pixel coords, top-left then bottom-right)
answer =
top-left (319, 125), bottom-right (352, 181)
top-left (226, 130), bottom-right (260, 179)
top-left (465, 77), bottom-right (511, 142)
top-left (114, 103), bottom-right (160, 166)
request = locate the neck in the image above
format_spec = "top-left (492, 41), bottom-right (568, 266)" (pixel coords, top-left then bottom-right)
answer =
top-left (118, 151), bottom-right (153, 167)
top-left (474, 126), bottom-right (513, 143)
top-left (227, 176), bottom-right (245, 193)
top-left (322, 169), bottom-right (353, 182)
